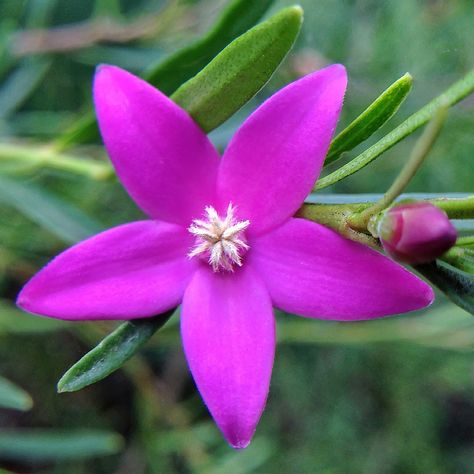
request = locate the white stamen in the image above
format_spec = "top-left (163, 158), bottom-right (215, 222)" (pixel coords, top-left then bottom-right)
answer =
top-left (188, 203), bottom-right (250, 272)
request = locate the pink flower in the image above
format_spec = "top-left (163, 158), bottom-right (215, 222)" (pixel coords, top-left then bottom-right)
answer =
top-left (379, 202), bottom-right (457, 264)
top-left (18, 65), bottom-right (434, 448)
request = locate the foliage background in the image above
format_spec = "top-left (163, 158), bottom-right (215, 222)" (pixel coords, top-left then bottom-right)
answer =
top-left (0, 0), bottom-right (473, 472)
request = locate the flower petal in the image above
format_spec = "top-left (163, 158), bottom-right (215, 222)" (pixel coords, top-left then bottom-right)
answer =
top-left (94, 65), bottom-right (219, 226)
top-left (217, 65), bottom-right (347, 236)
top-left (17, 221), bottom-right (195, 320)
top-left (181, 265), bottom-right (275, 448)
top-left (251, 218), bottom-right (434, 320)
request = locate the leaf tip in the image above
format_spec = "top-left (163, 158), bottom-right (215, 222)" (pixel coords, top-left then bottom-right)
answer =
top-left (56, 377), bottom-right (72, 394)
top-left (285, 5), bottom-right (304, 22)
top-left (23, 394), bottom-right (34, 411)
top-left (402, 72), bottom-right (413, 85)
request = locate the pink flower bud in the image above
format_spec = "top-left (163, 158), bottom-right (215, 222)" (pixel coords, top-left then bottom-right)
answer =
top-left (379, 202), bottom-right (457, 264)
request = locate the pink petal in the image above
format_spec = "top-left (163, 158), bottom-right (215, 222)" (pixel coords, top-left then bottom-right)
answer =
top-left (17, 221), bottom-right (195, 320)
top-left (181, 265), bottom-right (275, 448)
top-left (251, 218), bottom-right (434, 320)
top-left (217, 65), bottom-right (347, 236)
top-left (94, 65), bottom-right (219, 226)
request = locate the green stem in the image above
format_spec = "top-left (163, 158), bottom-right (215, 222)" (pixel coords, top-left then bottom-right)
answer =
top-left (347, 105), bottom-right (448, 231)
top-left (456, 236), bottom-right (474, 247)
top-left (441, 247), bottom-right (474, 274)
top-left (299, 195), bottom-right (474, 246)
top-left (430, 196), bottom-right (474, 219)
top-left (316, 68), bottom-right (474, 190)
top-left (0, 143), bottom-right (114, 180)
top-left (296, 202), bottom-right (380, 248)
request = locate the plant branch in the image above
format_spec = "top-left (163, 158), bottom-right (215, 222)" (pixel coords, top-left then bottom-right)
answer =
top-left (347, 105), bottom-right (448, 231)
top-left (430, 196), bottom-right (474, 219)
top-left (316, 68), bottom-right (474, 190)
top-left (0, 143), bottom-right (113, 180)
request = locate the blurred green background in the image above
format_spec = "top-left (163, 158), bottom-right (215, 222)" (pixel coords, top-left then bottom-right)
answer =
top-left (0, 0), bottom-right (473, 472)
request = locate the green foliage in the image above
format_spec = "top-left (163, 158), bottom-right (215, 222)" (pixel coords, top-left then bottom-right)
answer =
top-left (58, 311), bottom-right (174, 392)
top-left (0, 175), bottom-right (103, 244)
top-left (145, 0), bottom-right (275, 95)
top-left (172, 6), bottom-right (303, 131)
top-left (1, 0), bottom-right (474, 472)
top-left (316, 67), bottom-right (474, 189)
top-left (417, 262), bottom-right (474, 316)
top-left (0, 58), bottom-right (52, 120)
top-left (54, 0), bottom-right (276, 149)
top-left (0, 430), bottom-right (123, 461)
top-left (325, 73), bottom-right (412, 166)
top-left (0, 375), bottom-right (33, 411)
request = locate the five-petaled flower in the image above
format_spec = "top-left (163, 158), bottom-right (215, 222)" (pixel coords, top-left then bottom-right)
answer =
top-left (17, 64), bottom-right (434, 449)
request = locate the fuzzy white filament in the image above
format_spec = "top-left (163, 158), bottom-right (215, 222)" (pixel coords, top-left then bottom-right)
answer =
top-left (188, 203), bottom-right (250, 272)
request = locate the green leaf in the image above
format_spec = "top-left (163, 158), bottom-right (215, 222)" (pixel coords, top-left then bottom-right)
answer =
top-left (54, 0), bottom-right (275, 150)
top-left (0, 299), bottom-right (65, 335)
top-left (0, 430), bottom-right (123, 461)
top-left (316, 67), bottom-right (474, 189)
top-left (0, 376), bottom-right (33, 411)
top-left (145, 0), bottom-right (275, 96)
top-left (0, 143), bottom-right (113, 179)
top-left (305, 192), bottom-right (473, 205)
top-left (324, 73), bottom-right (412, 167)
top-left (172, 6), bottom-right (303, 132)
top-left (441, 247), bottom-right (474, 274)
top-left (433, 195), bottom-right (474, 219)
top-left (57, 310), bottom-right (174, 393)
top-left (0, 59), bottom-right (52, 119)
top-left (0, 175), bottom-right (104, 244)
top-left (416, 261), bottom-right (474, 316)
top-left (457, 236), bottom-right (474, 249)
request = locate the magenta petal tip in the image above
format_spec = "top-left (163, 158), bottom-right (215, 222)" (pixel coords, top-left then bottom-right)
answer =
top-left (229, 438), bottom-right (251, 450)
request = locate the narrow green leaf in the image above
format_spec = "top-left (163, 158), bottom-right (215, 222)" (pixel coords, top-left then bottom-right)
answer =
top-left (325, 73), bottom-right (412, 166)
top-left (0, 299), bottom-right (65, 335)
top-left (432, 195), bottom-right (474, 219)
top-left (0, 143), bottom-right (113, 179)
top-left (316, 68), bottom-right (474, 189)
top-left (0, 376), bottom-right (33, 411)
top-left (0, 175), bottom-right (104, 244)
top-left (457, 236), bottom-right (474, 249)
top-left (54, 0), bottom-right (275, 150)
top-left (305, 192), bottom-right (472, 205)
top-left (0, 59), bottom-right (52, 119)
top-left (441, 252), bottom-right (474, 276)
top-left (145, 0), bottom-right (275, 95)
top-left (172, 6), bottom-right (303, 132)
top-left (57, 311), bottom-right (174, 392)
top-left (0, 430), bottom-right (123, 461)
top-left (416, 261), bottom-right (474, 316)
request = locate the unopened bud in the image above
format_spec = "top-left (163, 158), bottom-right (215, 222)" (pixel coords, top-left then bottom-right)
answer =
top-left (378, 202), bottom-right (457, 264)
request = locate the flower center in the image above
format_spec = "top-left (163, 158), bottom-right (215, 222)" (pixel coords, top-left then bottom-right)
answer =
top-left (188, 203), bottom-right (250, 272)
